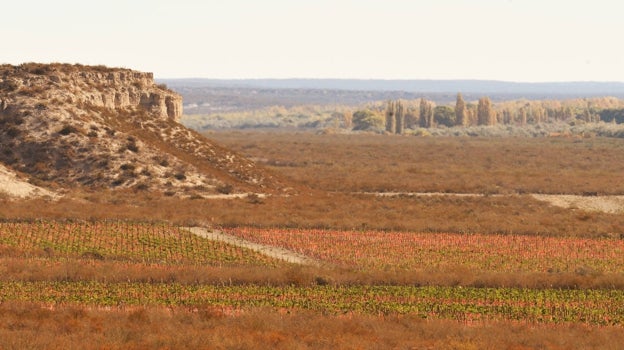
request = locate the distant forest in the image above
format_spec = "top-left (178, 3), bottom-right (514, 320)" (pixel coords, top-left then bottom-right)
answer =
top-left (360, 95), bottom-right (624, 134)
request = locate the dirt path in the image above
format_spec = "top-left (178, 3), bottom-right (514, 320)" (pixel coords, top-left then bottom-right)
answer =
top-left (184, 227), bottom-right (321, 266)
top-left (531, 194), bottom-right (624, 214)
top-left (365, 191), bottom-right (487, 198)
top-left (364, 191), bottom-right (624, 214)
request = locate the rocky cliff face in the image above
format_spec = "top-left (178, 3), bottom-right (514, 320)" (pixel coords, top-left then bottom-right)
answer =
top-left (0, 63), bottom-right (284, 197)
top-left (0, 64), bottom-right (182, 121)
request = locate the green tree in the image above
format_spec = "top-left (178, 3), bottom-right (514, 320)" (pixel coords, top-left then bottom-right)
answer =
top-left (599, 108), bottom-right (624, 123)
top-left (434, 106), bottom-right (456, 127)
top-left (455, 93), bottom-right (467, 127)
top-left (352, 109), bottom-right (384, 131)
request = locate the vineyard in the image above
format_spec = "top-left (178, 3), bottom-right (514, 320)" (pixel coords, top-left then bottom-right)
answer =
top-left (0, 221), bottom-right (623, 330)
top-left (0, 221), bottom-right (282, 267)
top-left (0, 282), bottom-right (623, 325)
top-left (222, 227), bottom-right (624, 274)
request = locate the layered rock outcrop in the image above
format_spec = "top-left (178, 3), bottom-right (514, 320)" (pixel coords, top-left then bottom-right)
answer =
top-left (0, 63), bottom-right (182, 121)
top-left (0, 63), bottom-right (285, 197)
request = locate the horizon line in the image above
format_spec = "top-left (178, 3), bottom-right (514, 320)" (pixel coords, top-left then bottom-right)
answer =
top-left (157, 77), bottom-right (624, 84)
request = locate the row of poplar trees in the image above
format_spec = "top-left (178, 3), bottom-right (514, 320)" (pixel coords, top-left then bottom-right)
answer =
top-left (384, 93), bottom-right (496, 134)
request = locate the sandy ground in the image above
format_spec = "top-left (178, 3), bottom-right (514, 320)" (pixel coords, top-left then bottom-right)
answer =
top-left (0, 164), bottom-right (57, 199)
top-left (197, 193), bottom-right (267, 200)
top-left (368, 192), bottom-right (624, 214)
top-left (367, 192), bottom-right (487, 198)
top-left (185, 227), bottom-right (321, 266)
top-left (531, 194), bottom-right (624, 214)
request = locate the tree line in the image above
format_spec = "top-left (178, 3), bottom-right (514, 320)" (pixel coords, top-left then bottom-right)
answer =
top-left (351, 95), bottom-right (624, 133)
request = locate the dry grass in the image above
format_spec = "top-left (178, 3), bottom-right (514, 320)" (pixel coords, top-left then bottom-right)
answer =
top-left (208, 131), bottom-right (624, 195)
top-left (2, 191), bottom-right (622, 237)
top-left (0, 302), bottom-right (622, 350)
top-left (1, 255), bottom-right (623, 289)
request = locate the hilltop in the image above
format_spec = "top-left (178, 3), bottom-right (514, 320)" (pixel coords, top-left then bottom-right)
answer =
top-left (0, 63), bottom-right (286, 198)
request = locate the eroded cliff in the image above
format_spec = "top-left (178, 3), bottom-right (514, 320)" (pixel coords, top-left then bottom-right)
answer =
top-left (0, 63), bottom-right (285, 197)
top-left (0, 63), bottom-right (182, 121)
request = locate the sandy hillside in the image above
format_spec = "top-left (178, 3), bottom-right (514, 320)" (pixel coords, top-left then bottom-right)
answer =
top-left (0, 164), bottom-right (57, 199)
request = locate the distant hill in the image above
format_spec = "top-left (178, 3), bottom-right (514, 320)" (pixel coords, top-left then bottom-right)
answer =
top-left (162, 78), bottom-right (624, 97)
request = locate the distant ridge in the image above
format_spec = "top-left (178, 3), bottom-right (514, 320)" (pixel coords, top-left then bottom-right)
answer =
top-left (160, 79), bottom-right (624, 97)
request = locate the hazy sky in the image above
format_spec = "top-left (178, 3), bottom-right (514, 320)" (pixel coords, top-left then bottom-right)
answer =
top-left (2, 0), bottom-right (623, 81)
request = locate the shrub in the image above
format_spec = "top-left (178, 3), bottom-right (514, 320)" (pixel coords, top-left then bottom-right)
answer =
top-left (119, 163), bottom-right (135, 171)
top-left (352, 110), bottom-right (384, 131)
top-left (134, 183), bottom-right (149, 191)
top-left (247, 193), bottom-right (263, 204)
top-left (0, 79), bottom-right (19, 92)
top-left (5, 126), bottom-right (21, 138)
top-left (126, 142), bottom-right (139, 153)
top-left (154, 157), bottom-right (169, 167)
top-left (58, 124), bottom-right (79, 136)
top-left (216, 184), bottom-right (233, 194)
top-left (18, 85), bottom-right (46, 96)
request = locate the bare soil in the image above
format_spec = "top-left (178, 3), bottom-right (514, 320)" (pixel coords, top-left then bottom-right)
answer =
top-left (531, 194), bottom-right (624, 214)
top-left (369, 191), bottom-right (624, 214)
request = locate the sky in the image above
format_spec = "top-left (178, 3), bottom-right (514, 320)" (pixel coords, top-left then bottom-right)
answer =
top-left (2, 0), bottom-right (623, 82)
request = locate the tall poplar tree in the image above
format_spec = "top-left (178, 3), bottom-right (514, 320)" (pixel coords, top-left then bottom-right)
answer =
top-left (385, 100), bottom-right (396, 133)
top-left (404, 105), bottom-right (419, 129)
top-left (519, 108), bottom-right (527, 126)
top-left (419, 98), bottom-right (434, 128)
top-left (455, 93), bottom-right (467, 127)
top-left (343, 110), bottom-right (353, 129)
top-left (395, 100), bottom-right (405, 134)
top-left (477, 96), bottom-right (495, 126)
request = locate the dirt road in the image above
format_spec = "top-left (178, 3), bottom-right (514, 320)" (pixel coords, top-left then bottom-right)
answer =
top-left (184, 227), bottom-right (321, 266)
